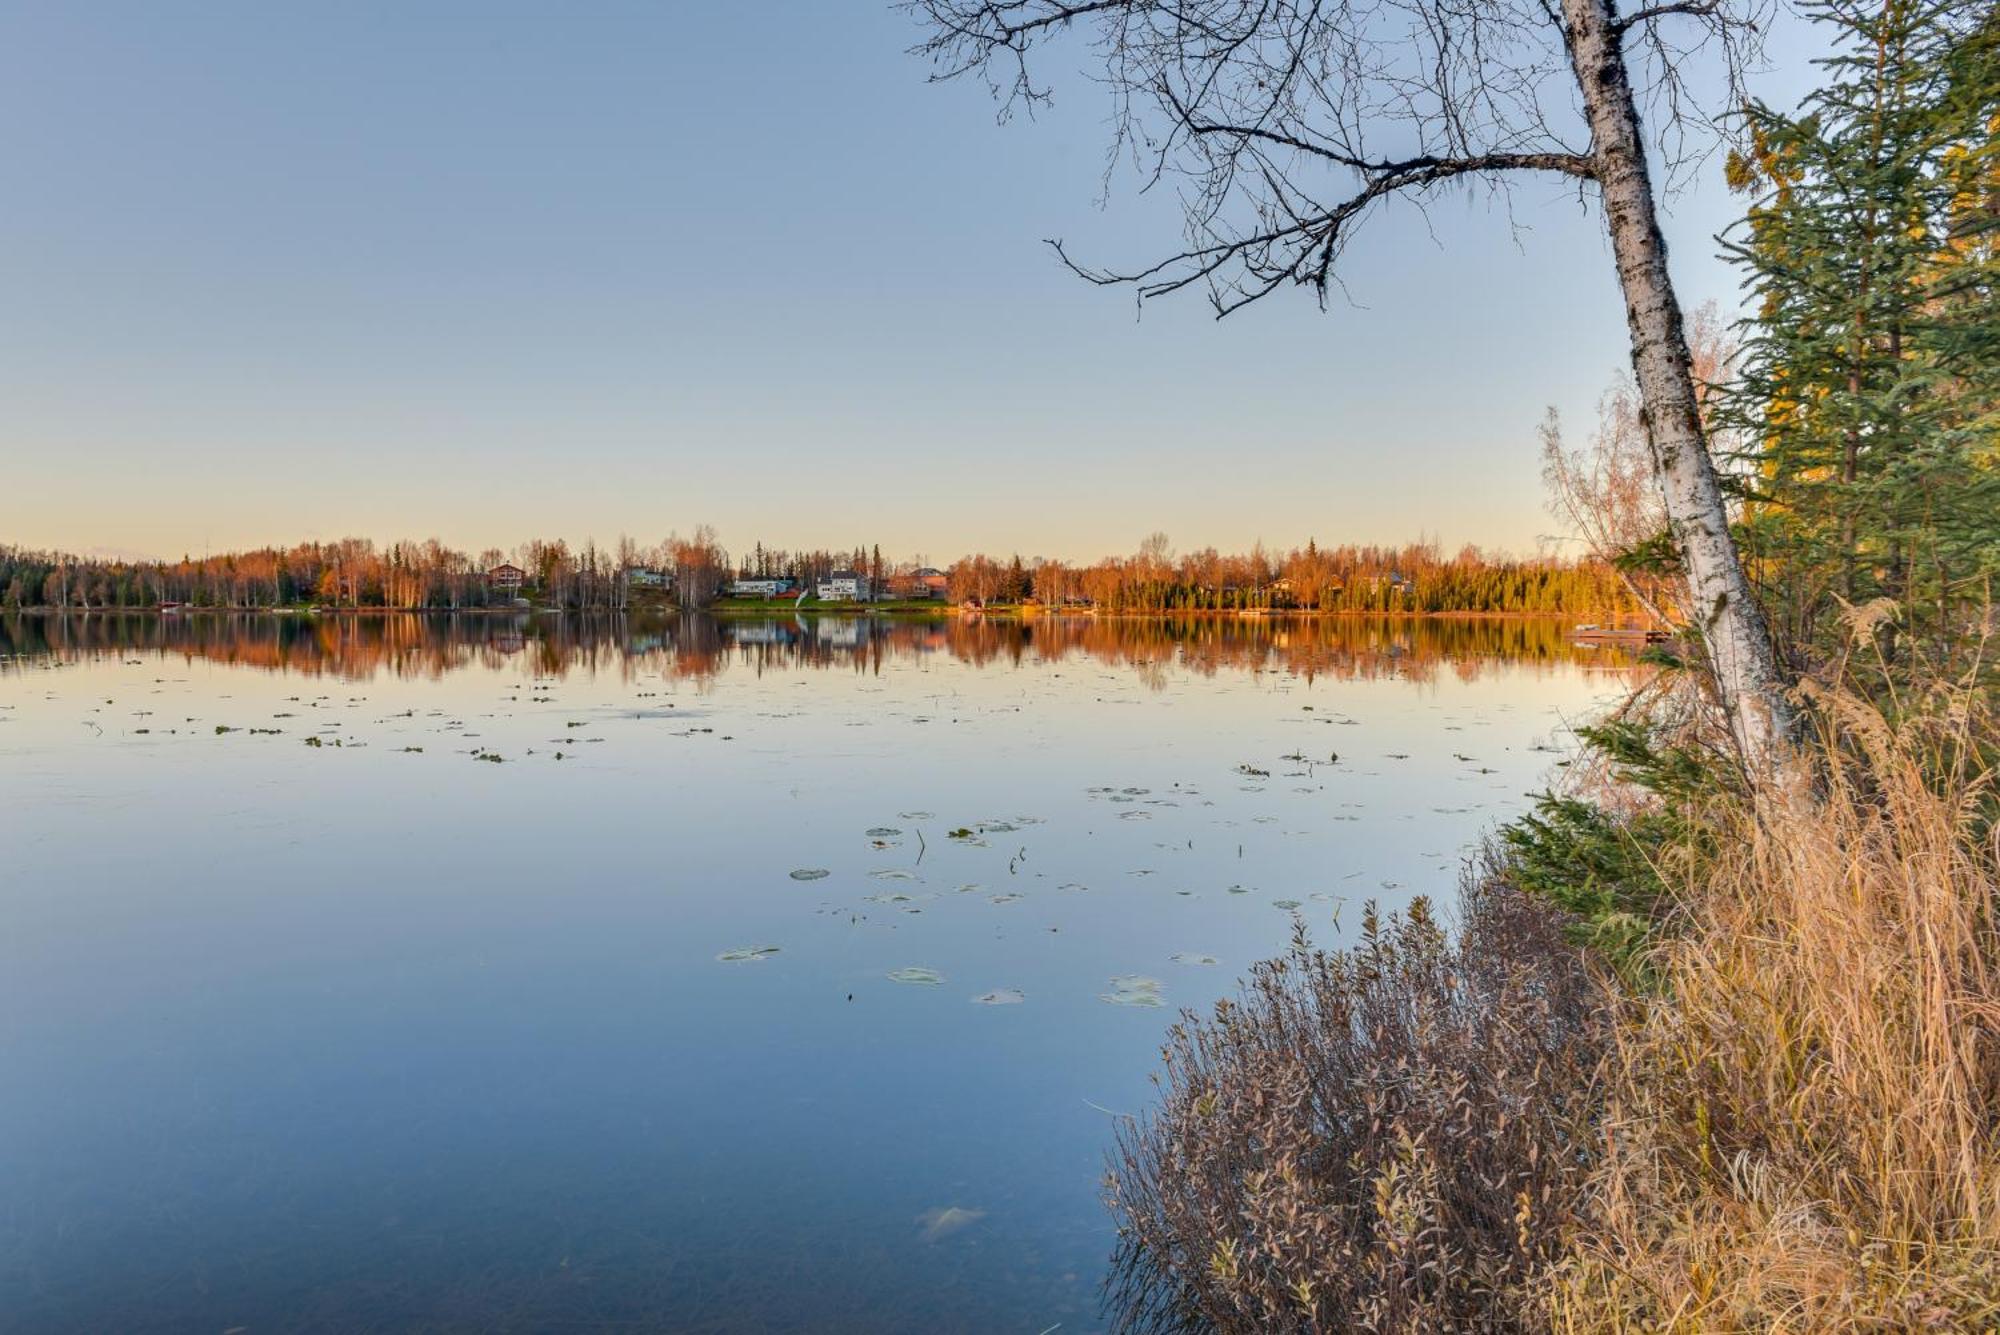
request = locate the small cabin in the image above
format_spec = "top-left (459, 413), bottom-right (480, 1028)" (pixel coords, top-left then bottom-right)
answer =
top-left (486, 563), bottom-right (526, 591)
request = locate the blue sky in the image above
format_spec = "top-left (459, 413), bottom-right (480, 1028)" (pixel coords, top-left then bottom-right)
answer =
top-left (0, 1), bottom-right (1828, 564)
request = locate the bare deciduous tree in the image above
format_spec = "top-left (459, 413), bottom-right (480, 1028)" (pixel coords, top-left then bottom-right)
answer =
top-left (1542, 300), bottom-right (1739, 627)
top-left (1541, 390), bottom-right (1672, 621)
top-left (909, 0), bottom-right (1796, 774)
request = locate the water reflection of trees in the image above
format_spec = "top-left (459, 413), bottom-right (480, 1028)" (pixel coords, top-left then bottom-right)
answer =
top-left (0, 611), bottom-right (1635, 685)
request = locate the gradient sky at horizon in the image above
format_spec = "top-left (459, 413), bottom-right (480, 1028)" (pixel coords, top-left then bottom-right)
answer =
top-left (0, 1), bottom-right (1830, 566)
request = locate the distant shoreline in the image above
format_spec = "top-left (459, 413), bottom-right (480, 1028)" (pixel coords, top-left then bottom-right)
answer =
top-left (5, 603), bottom-right (1640, 623)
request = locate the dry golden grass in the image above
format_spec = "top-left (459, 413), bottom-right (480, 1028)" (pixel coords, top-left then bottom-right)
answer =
top-left (1549, 679), bottom-right (2000, 1332)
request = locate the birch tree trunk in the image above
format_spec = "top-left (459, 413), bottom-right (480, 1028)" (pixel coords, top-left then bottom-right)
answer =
top-left (1564, 0), bottom-right (1797, 774)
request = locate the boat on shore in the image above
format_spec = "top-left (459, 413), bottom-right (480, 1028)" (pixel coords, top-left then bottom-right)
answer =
top-left (1572, 623), bottom-right (1670, 643)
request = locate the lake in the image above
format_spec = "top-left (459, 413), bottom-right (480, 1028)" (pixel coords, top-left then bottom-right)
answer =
top-left (0, 612), bottom-right (1633, 1333)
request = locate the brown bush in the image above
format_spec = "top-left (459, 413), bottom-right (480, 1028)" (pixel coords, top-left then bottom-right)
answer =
top-left (1104, 867), bottom-right (1606, 1332)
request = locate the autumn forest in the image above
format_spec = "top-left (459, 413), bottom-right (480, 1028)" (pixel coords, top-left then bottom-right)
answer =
top-left (0, 531), bottom-right (1637, 618)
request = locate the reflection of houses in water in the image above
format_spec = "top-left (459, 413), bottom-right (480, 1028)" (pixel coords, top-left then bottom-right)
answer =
top-left (3, 610), bottom-right (1639, 688)
top-left (814, 617), bottom-right (868, 648)
top-left (726, 621), bottom-right (798, 646)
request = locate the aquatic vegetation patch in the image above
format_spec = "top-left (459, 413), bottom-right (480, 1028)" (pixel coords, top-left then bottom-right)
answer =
top-left (971, 989), bottom-right (1024, 1005)
top-left (863, 891), bottom-right (934, 906)
top-left (886, 967), bottom-right (944, 986)
top-left (789, 868), bottom-right (831, 881)
top-left (1101, 975), bottom-right (1165, 1007)
top-left (716, 945), bottom-right (781, 963)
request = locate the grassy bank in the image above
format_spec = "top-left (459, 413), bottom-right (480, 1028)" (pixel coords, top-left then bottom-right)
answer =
top-left (1104, 651), bottom-right (2000, 1331)
top-left (1549, 682), bottom-right (2000, 1329)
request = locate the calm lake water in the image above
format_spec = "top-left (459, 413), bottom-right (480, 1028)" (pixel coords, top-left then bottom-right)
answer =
top-left (0, 612), bottom-right (1633, 1333)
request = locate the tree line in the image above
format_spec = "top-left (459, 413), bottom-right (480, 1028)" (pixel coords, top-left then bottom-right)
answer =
top-left (943, 537), bottom-right (1635, 614)
top-left (1, 530), bottom-right (1634, 617)
top-left (0, 531), bottom-right (732, 613)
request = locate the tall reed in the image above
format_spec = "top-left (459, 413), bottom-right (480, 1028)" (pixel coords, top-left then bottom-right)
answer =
top-left (1551, 677), bottom-right (2000, 1330)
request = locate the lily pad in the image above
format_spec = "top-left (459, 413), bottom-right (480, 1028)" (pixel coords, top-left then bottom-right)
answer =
top-left (1273, 899), bottom-right (1303, 910)
top-left (716, 946), bottom-right (781, 963)
top-left (789, 868), bottom-right (831, 881)
top-left (1101, 975), bottom-right (1165, 1007)
top-left (864, 891), bottom-right (934, 906)
top-left (887, 966), bottom-right (944, 986)
top-left (865, 827), bottom-right (902, 838)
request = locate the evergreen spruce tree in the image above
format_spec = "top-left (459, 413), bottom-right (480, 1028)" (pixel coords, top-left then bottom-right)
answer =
top-left (1722, 0), bottom-right (2000, 671)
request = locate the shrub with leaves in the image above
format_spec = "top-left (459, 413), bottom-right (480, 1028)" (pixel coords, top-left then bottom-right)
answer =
top-left (1104, 869), bottom-right (1604, 1333)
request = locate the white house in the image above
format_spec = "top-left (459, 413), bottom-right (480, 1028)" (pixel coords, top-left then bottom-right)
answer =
top-left (816, 570), bottom-right (870, 602)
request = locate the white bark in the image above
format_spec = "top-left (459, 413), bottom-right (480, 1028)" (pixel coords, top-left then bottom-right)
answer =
top-left (1565, 0), bottom-right (1797, 775)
